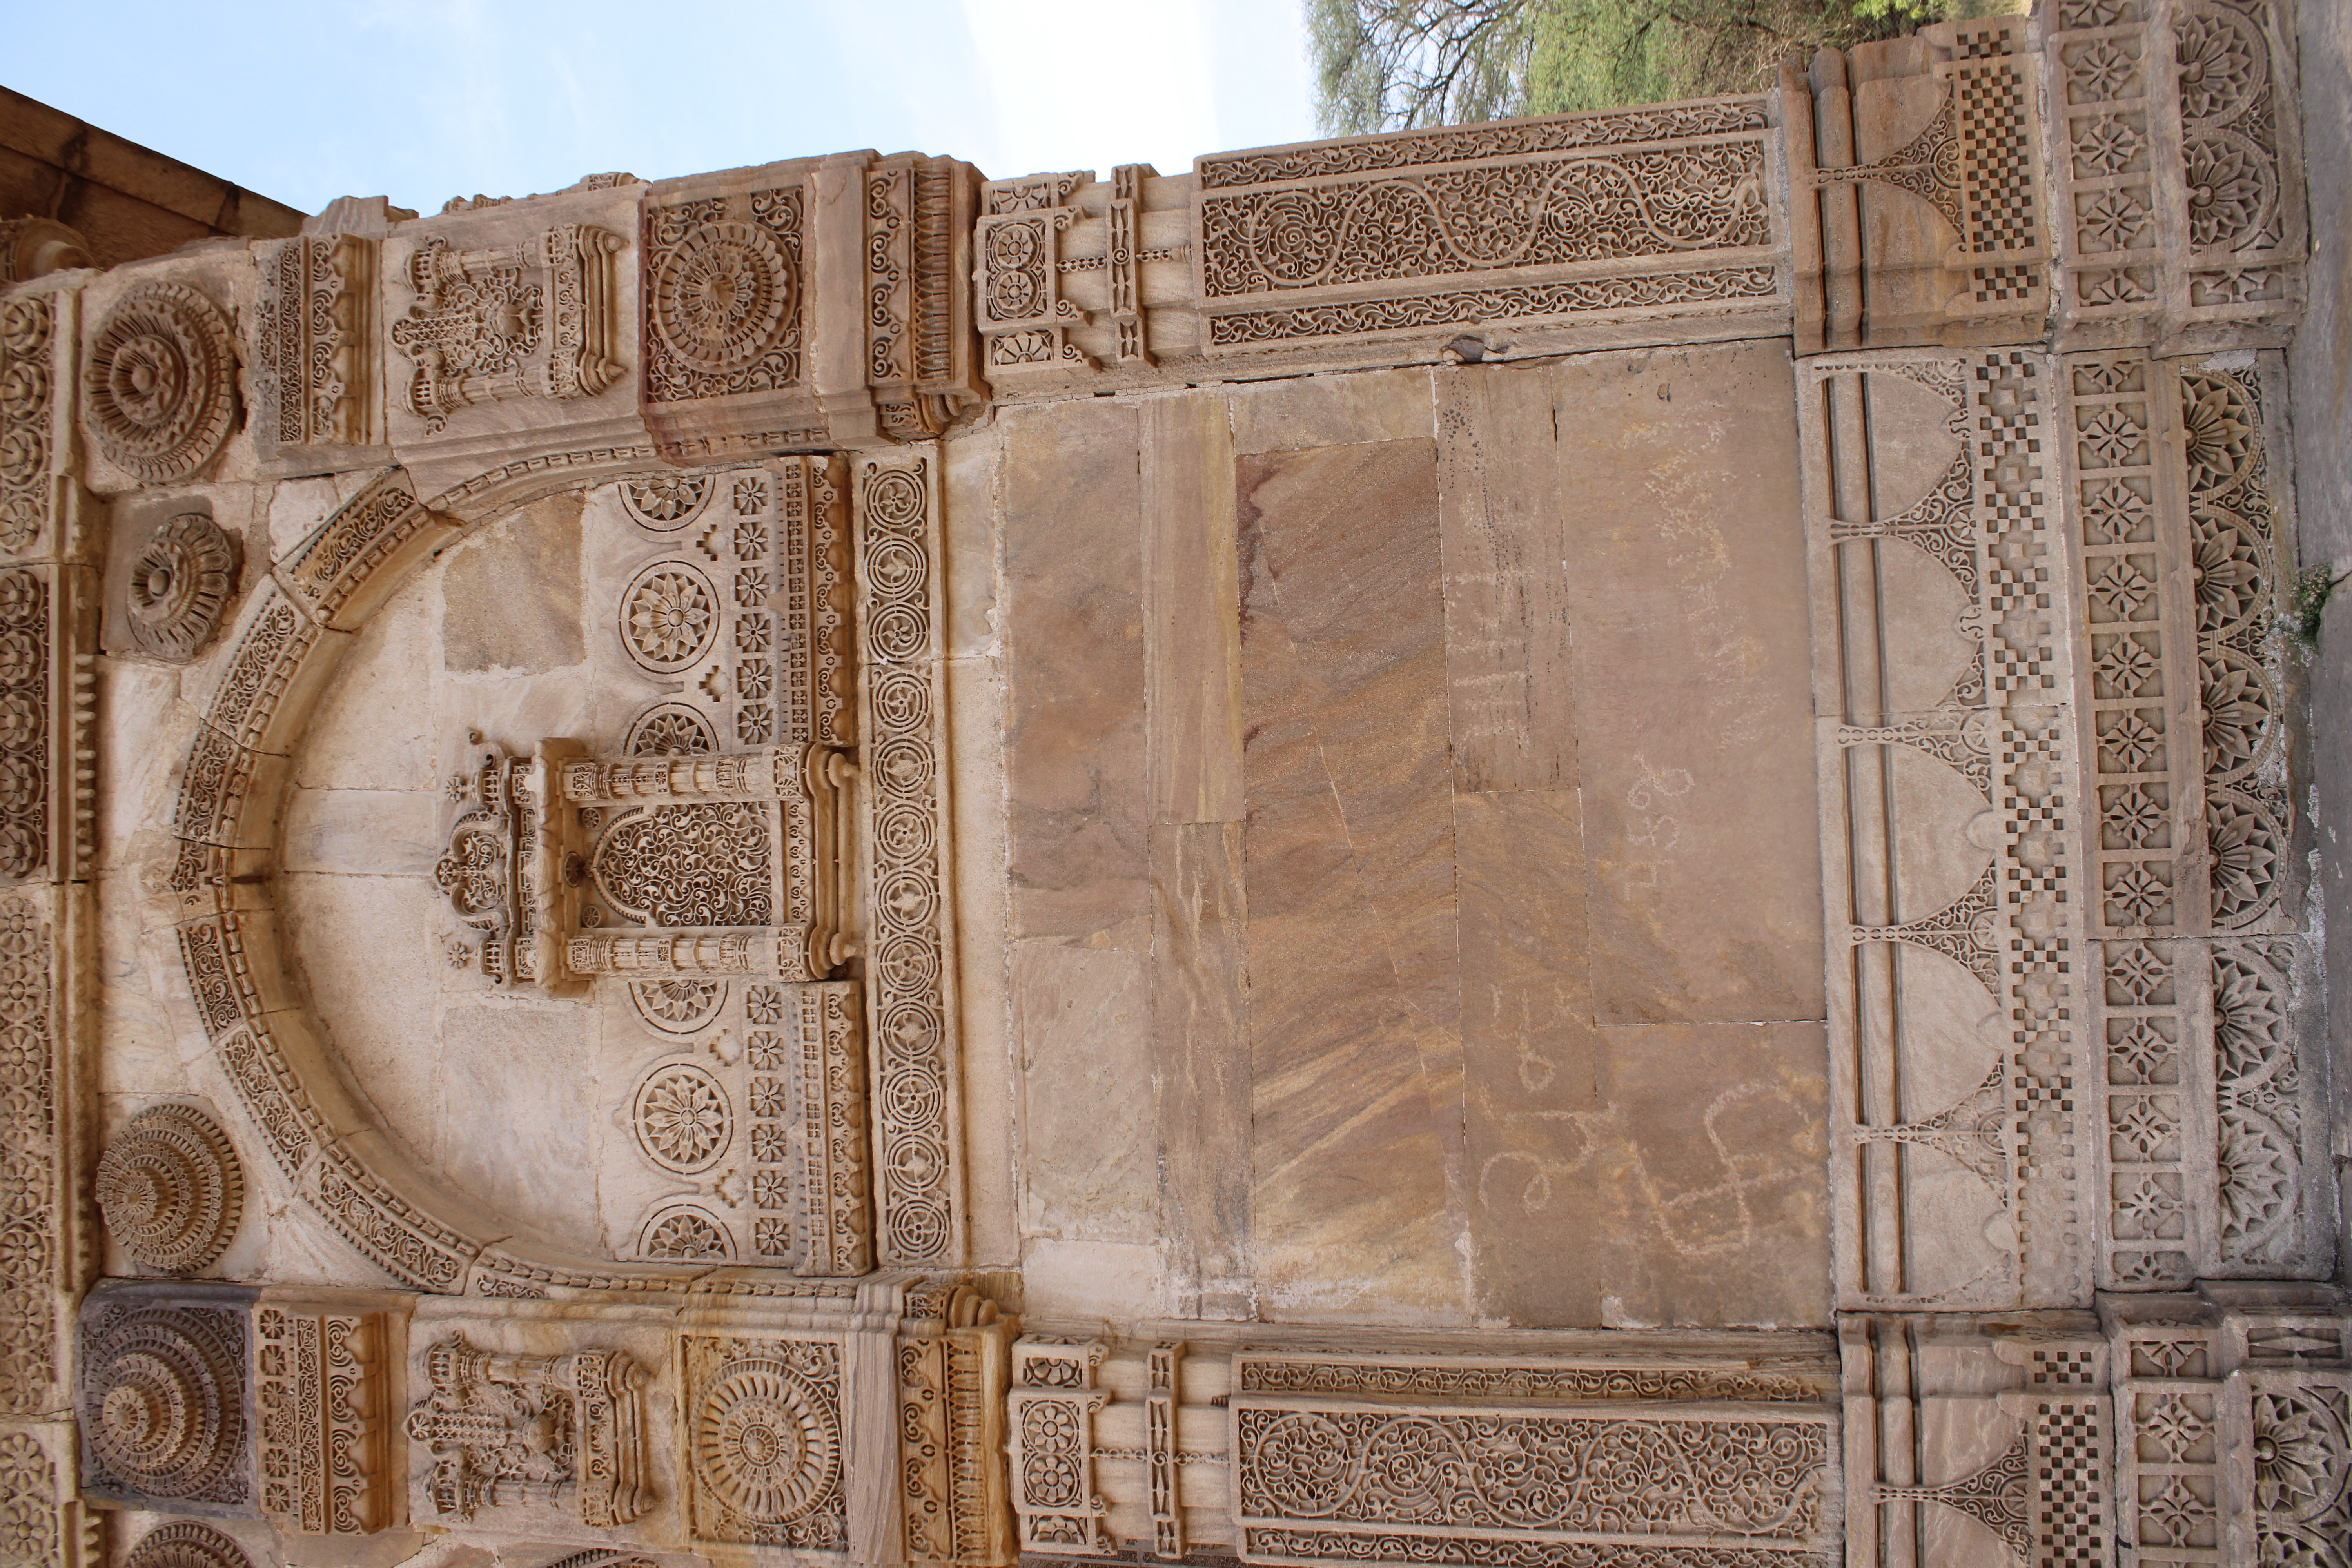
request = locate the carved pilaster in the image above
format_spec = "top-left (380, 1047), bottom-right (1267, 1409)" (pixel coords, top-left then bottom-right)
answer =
top-left (1009, 1338), bottom-right (1111, 1553)
top-left (253, 1292), bottom-right (404, 1538)
top-left (897, 1286), bottom-right (1012, 1568)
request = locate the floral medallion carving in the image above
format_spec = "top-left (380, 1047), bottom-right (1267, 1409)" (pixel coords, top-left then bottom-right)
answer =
top-left (686, 1335), bottom-right (846, 1549)
top-left (125, 513), bottom-right (240, 662)
top-left (85, 283), bottom-right (238, 484)
top-left (124, 1521), bottom-right (258, 1568)
top-left (652, 221), bottom-right (798, 377)
top-left (640, 1204), bottom-right (732, 1260)
top-left (619, 473), bottom-right (713, 530)
top-left (96, 1103), bottom-right (245, 1274)
top-left (619, 561), bottom-right (719, 672)
top-left (625, 701), bottom-right (718, 755)
top-left (0, 1432), bottom-right (56, 1563)
top-left (633, 1062), bottom-right (732, 1172)
top-left (77, 1295), bottom-right (251, 1508)
top-left (630, 976), bottom-right (726, 1034)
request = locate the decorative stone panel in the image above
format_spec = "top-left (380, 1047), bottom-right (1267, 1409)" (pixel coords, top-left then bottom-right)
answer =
top-left (122, 1521), bottom-right (259, 1568)
top-left (0, 562), bottom-right (99, 887)
top-left (252, 1292), bottom-right (405, 1539)
top-left (0, 288), bottom-right (74, 564)
top-left (681, 1330), bottom-right (848, 1552)
top-left (404, 1330), bottom-right (650, 1527)
top-left (854, 450), bottom-right (962, 1268)
top-left (81, 281), bottom-right (238, 486)
top-left (2045, 0), bottom-right (2307, 349)
top-left (96, 1102), bottom-right (245, 1274)
top-left (1786, 15), bottom-right (2054, 352)
top-left (76, 1283), bottom-right (257, 1514)
top-left (897, 1287), bottom-right (1011, 1568)
top-left (1842, 1312), bottom-right (2111, 1568)
top-left (253, 234), bottom-right (381, 461)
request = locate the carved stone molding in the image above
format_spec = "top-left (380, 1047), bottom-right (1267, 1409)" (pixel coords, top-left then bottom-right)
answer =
top-left (2046, 0), bottom-right (2307, 349)
top-left (0, 218), bottom-right (90, 284)
top-left (0, 291), bottom-right (65, 559)
top-left (76, 1286), bottom-right (254, 1512)
top-left (855, 453), bottom-right (960, 1267)
top-left (898, 1287), bottom-right (1012, 1567)
top-left (96, 1103), bottom-right (244, 1274)
top-left (1843, 1313), bottom-right (2110, 1567)
top-left (683, 1332), bottom-right (848, 1550)
top-left (0, 887), bottom-right (81, 1425)
top-left (83, 282), bottom-right (238, 485)
top-left (254, 234), bottom-right (381, 458)
top-left (253, 1297), bottom-right (400, 1538)
top-left (122, 1521), bottom-right (258, 1568)
top-left (404, 1332), bottom-right (649, 1527)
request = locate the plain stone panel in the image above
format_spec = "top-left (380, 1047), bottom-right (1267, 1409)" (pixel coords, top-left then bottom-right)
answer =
top-left (999, 401), bottom-right (1149, 943)
top-left (1227, 366), bottom-right (1434, 456)
top-left (1237, 437), bottom-right (1468, 1323)
top-left (280, 788), bottom-right (438, 877)
top-left (290, 575), bottom-right (441, 794)
top-left (435, 998), bottom-right (604, 1256)
top-left (1435, 363), bottom-right (1579, 794)
top-left (1010, 937), bottom-right (1160, 1245)
top-left (1149, 820), bottom-right (1252, 1319)
top-left (1142, 393), bottom-right (1244, 827)
top-left (1551, 342), bottom-right (1827, 1027)
top-left (440, 492), bottom-right (586, 675)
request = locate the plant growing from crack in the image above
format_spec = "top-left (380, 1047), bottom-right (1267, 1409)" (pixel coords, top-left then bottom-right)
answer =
top-left (2284, 561), bottom-right (2348, 651)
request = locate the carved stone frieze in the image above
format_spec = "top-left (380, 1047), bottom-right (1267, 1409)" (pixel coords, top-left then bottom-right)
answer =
top-left (1842, 1312), bottom-right (2111, 1568)
top-left (0, 564), bottom-right (98, 886)
top-left (897, 1286), bottom-right (1011, 1568)
top-left (253, 1296), bottom-right (400, 1537)
top-left (76, 1285), bottom-right (255, 1512)
top-left (683, 1331), bottom-right (848, 1550)
top-left (404, 1331), bottom-right (649, 1527)
top-left (0, 291), bottom-right (64, 559)
top-left (254, 234), bottom-right (381, 457)
top-left (855, 453), bottom-right (959, 1267)
top-left (96, 1103), bottom-right (244, 1274)
top-left (82, 281), bottom-right (239, 485)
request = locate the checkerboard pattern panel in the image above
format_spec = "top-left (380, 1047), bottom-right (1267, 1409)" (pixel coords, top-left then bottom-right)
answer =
top-left (2034, 1400), bottom-right (2110, 1568)
top-left (1960, 61), bottom-right (2041, 256)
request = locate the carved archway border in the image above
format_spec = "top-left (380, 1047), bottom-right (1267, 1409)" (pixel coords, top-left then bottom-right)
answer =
top-left (161, 448), bottom-right (960, 1296)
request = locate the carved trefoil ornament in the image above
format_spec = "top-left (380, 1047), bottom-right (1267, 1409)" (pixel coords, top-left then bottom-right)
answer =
top-left (76, 1286), bottom-right (255, 1513)
top-left (83, 282), bottom-right (239, 484)
top-left (391, 225), bottom-right (624, 430)
top-left (254, 235), bottom-right (380, 456)
top-left (254, 1300), bottom-right (397, 1537)
top-left (683, 1332), bottom-right (848, 1551)
top-left (96, 1103), bottom-right (244, 1274)
top-left (403, 1332), bottom-right (650, 1527)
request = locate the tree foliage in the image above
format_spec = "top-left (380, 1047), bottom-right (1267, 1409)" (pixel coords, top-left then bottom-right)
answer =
top-left (1310, 0), bottom-right (2019, 135)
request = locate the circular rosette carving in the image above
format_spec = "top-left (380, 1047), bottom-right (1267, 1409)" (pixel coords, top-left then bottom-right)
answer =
top-left (124, 1522), bottom-right (256, 1568)
top-left (80, 1305), bottom-right (246, 1501)
top-left (2191, 515), bottom-right (2270, 639)
top-left (860, 468), bottom-right (925, 532)
top-left (2250, 1388), bottom-right (2351, 1524)
top-left (125, 513), bottom-right (239, 662)
top-left (630, 978), bottom-right (728, 1035)
top-left (633, 1062), bottom-right (733, 1172)
top-left (654, 223), bottom-right (797, 375)
top-left (619, 561), bottom-right (719, 673)
top-left (626, 701), bottom-right (719, 757)
top-left (620, 473), bottom-right (713, 531)
top-left (695, 1357), bottom-right (841, 1524)
top-left (2200, 648), bottom-right (2277, 785)
top-left (985, 223), bottom-right (1043, 320)
top-left (2208, 792), bottom-right (2283, 929)
top-left (2174, 7), bottom-right (2265, 123)
top-left (96, 1104), bottom-right (244, 1274)
top-left (85, 283), bottom-right (238, 484)
top-left (2182, 131), bottom-right (2279, 251)
top-left (639, 1203), bottom-right (733, 1259)
top-left (2180, 373), bottom-right (2257, 495)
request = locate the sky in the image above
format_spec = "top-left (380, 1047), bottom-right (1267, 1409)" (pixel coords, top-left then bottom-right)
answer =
top-left (2, 0), bottom-right (1317, 217)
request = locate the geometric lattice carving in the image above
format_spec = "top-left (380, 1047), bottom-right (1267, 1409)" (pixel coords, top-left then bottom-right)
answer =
top-left (95, 1103), bottom-right (244, 1274)
top-left (1008, 1338), bottom-right (1110, 1554)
